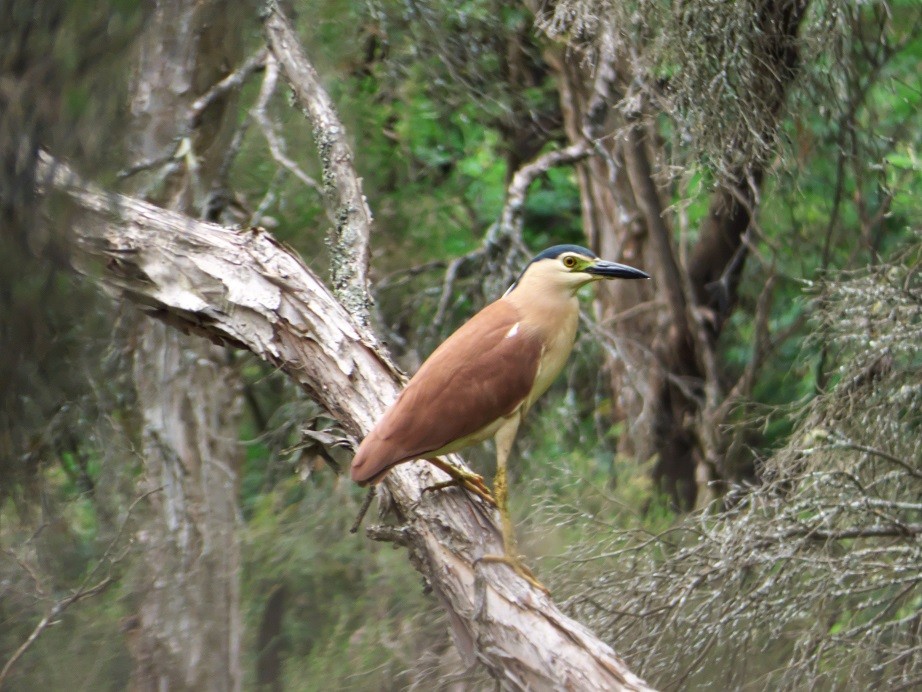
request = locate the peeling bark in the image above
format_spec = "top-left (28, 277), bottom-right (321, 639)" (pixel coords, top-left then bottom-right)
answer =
top-left (39, 152), bottom-right (653, 691)
top-left (129, 324), bottom-right (243, 692)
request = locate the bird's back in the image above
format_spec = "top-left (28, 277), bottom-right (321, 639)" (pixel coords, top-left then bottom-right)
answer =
top-left (350, 299), bottom-right (542, 484)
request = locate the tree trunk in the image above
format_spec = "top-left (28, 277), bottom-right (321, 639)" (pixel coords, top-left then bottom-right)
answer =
top-left (644, 0), bottom-right (808, 507)
top-left (548, 0), bottom-right (807, 508)
top-left (128, 327), bottom-right (243, 692)
top-left (547, 48), bottom-right (662, 471)
top-left (125, 1), bottom-right (245, 689)
top-left (255, 584), bottom-right (287, 692)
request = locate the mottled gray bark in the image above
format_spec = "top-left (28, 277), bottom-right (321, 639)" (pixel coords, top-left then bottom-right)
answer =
top-left (124, 1), bottom-right (244, 689)
top-left (127, 325), bottom-right (242, 692)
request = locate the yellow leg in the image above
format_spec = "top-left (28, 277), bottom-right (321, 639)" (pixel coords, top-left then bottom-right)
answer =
top-left (478, 417), bottom-right (549, 594)
top-left (424, 457), bottom-right (496, 506)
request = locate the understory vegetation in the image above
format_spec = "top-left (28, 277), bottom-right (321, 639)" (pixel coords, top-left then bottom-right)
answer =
top-left (1, 0), bottom-right (920, 688)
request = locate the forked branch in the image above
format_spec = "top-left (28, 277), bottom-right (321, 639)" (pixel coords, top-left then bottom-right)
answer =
top-left (37, 151), bottom-right (653, 691)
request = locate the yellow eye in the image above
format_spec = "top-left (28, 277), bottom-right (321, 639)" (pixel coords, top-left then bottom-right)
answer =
top-left (562, 255), bottom-right (578, 269)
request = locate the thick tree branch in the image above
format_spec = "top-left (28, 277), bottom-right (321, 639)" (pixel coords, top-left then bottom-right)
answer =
top-left (264, 1), bottom-right (373, 326)
top-left (38, 152), bottom-right (653, 691)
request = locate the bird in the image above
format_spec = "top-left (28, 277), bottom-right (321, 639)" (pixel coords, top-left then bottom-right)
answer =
top-left (351, 244), bottom-right (649, 587)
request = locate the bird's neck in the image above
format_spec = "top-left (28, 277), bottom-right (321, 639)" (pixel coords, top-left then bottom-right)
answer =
top-left (502, 276), bottom-right (580, 409)
top-left (503, 277), bottom-right (580, 341)
top-left (506, 261), bottom-right (580, 304)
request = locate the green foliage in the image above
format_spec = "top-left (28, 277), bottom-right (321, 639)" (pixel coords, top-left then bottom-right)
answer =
top-left (240, 474), bottom-right (459, 689)
top-left (3, 0), bottom-right (922, 688)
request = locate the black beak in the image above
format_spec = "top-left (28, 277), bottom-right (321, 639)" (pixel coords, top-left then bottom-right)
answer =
top-left (586, 260), bottom-right (650, 280)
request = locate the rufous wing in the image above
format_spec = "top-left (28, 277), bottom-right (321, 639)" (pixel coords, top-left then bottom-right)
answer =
top-left (350, 299), bottom-right (541, 484)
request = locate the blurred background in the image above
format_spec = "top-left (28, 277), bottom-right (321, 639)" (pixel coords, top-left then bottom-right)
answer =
top-left (1, 0), bottom-right (920, 689)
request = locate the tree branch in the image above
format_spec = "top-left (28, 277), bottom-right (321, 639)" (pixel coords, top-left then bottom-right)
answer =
top-left (188, 47), bottom-right (268, 128)
top-left (37, 151), bottom-right (653, 691)
top-left (118, 48), bottom-right (268, 182)
top-left (264, 1), bottom-right (373, 326)
top-left (499, 141), bottom-right (592, 237)
top-left (778, 523), bottom-right (922, 542)
top-left (250, 53), bottom-right (325, 201)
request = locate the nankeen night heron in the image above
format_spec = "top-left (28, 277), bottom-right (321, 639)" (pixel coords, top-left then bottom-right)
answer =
top-left (351, 245), bottom-right (649, 587)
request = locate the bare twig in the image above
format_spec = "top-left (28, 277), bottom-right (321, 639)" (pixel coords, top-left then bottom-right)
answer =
top-left (350, 488), bottom-right (377, 534)
top-left (117, 150), bottom-right (177, 181)
top-left (188, 47), bottom-right (268, 127)
top-left (118, 49), bottom-right (267, 182)
top-left (1, 548), bottom-right (46, 597)
top-left (0, 576), bottom-right (117, 686)
top-left (433, 255), bottom-right (464, 330)
top-left (715, 271), bottom-right (777, 422)
top-left (0, 488), bottom-right (162, 685)
top-left (426, 141), bottom-right (593, 331)
top-left (778, 523), bottom-right (922, 541)
top-left (499, 141), bottom-right (592, 240)
top-left (250, 53), bottom-right (326, 202)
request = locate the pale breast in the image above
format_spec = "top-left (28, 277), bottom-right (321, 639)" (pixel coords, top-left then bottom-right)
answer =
top-left (524, 304), bottom-right (579, 410)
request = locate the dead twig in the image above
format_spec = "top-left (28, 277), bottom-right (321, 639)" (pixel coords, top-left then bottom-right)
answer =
top-left (250, 53), bottom-right (326, 203)
top-left (118, 49), bottom-right (267, 181)
top-left (0, 488), bottom-right (162, 686)
top-left (350, 488), bottom-right (377, 534)
top-left (188, 47), bottom-right (268, 127)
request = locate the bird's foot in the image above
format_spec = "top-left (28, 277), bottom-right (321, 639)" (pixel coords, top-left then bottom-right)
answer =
top-left (423, 458), bottom-right (497, 506)
top-left (422, 477), bottom-right (496, 506)
top-left (478, 553), bottom-right (550, 595)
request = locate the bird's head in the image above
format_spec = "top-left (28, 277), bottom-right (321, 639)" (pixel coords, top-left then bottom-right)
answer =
top-left (505, 244), bottom-right (650, 297)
